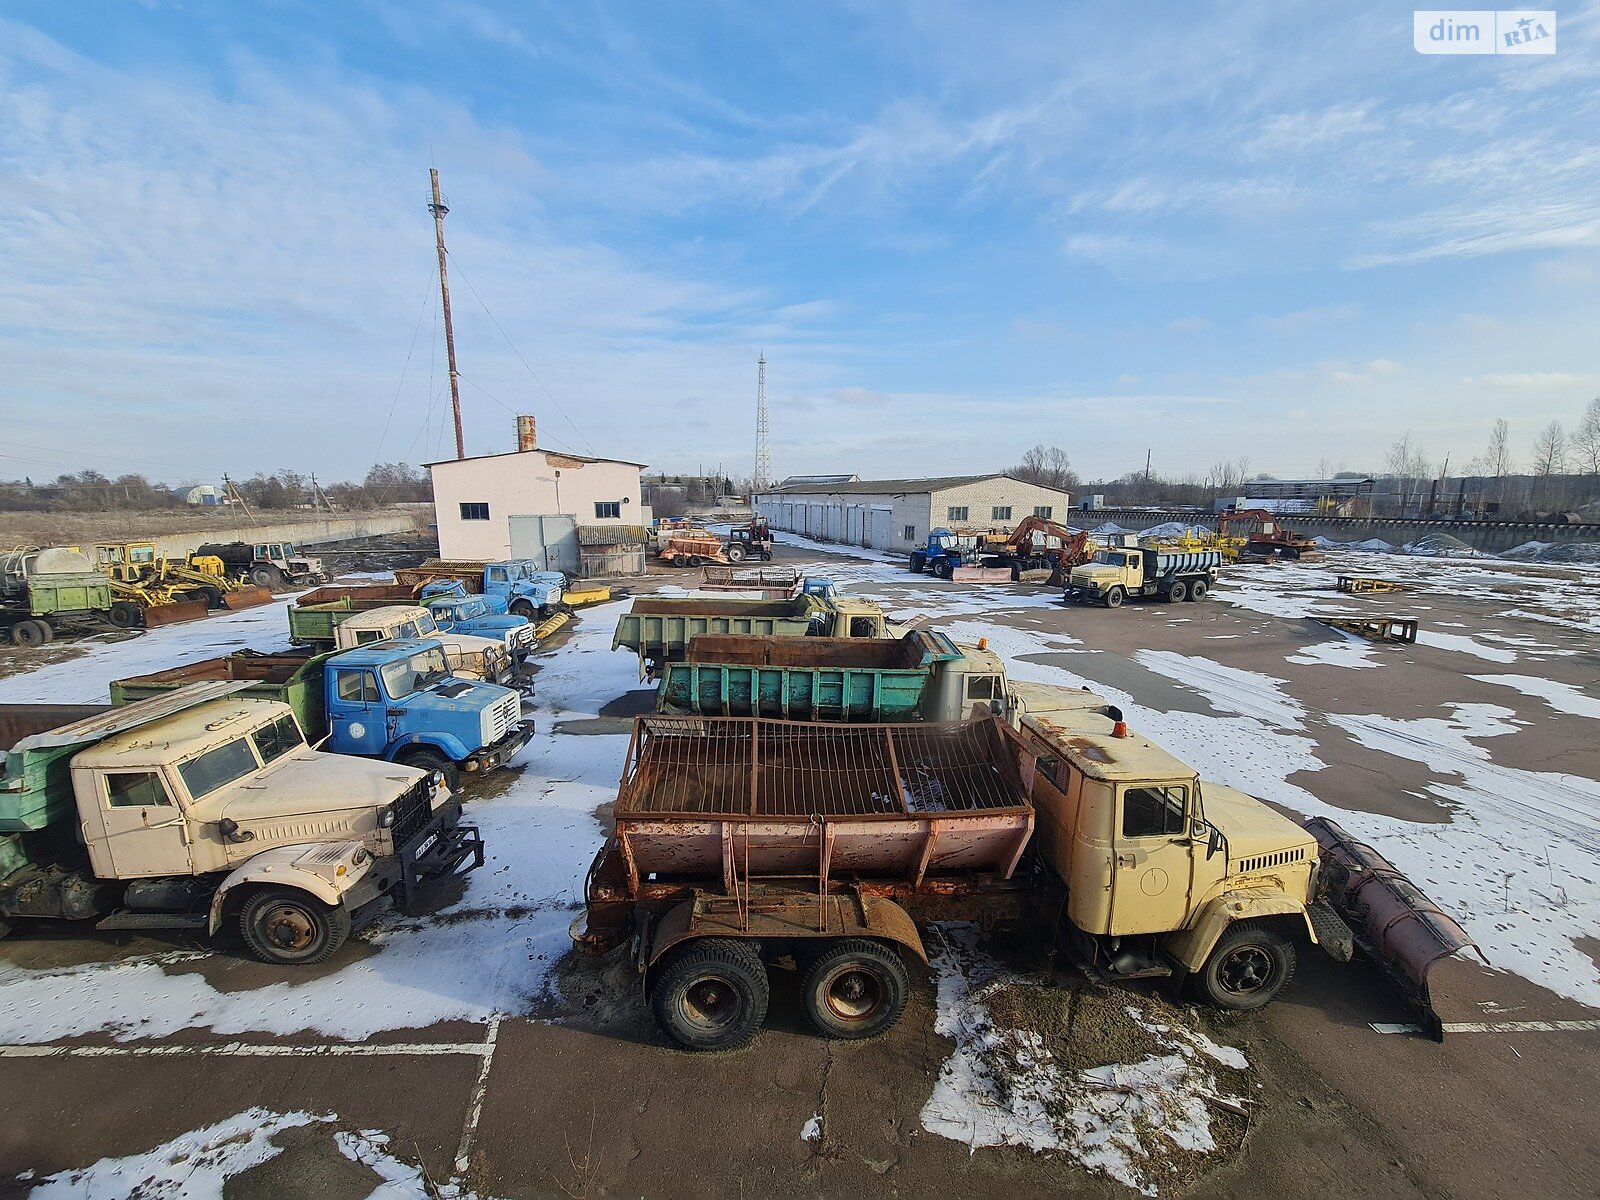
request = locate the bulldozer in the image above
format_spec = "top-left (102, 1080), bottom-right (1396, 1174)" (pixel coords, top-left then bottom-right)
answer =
top-left (93, 542), bottom-right (273, 629)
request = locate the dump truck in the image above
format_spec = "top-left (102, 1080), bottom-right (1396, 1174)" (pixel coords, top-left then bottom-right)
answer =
top-left (288, 601), bottom-right (518, 687)
top-left (1, 547), bottom-right (116, 648)
top-left (573, 701), bottom-right (1480, 1050)
top-left (1065, 545), bottom-right (1222, 607)
top-left (0, 682), bottom-right (483, 963)
top-left (612, 582), bottom-right (899, 678)
top-left (657, 631), bottom-right (1008, 722)
top-left (196, 541), bottom-right (326, 590)
top-left (424, 595), bottom-right (538, 664)
top-left (110, 640), bottom-right (530, 790)
top-left (393, 560), bottom-right (565, 619)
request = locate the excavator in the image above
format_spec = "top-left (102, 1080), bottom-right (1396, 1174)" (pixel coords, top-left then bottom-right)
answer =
top-left (1215, 508), bottom-right (1324, 561)
top-left (962, 514), bottom-right (1097, 584)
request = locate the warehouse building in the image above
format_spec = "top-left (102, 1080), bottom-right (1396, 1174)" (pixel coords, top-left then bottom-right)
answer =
top-left (753, 474), bottom-right (1073, 554)
top-left (428, 416), bottom-right (647, 571)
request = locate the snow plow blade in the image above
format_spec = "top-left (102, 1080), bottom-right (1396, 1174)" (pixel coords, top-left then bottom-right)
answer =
top-left (533, 611), bottom-right (571, 640)
top-left (222, 586), bottom-right (275, 611)
top-left (139, 599), bottom-right (211, 628)
top-left (1307, 816), bottom-right (1487, 1040)
top-left (951, 565), bottom-right (1013, 583)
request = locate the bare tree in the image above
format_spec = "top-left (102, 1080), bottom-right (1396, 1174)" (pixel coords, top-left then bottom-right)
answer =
top-left (1383, 432), bottom-right (1431, 517)
top-left (1571, 397), bottom-right (1600, 476)
top-left (1010, 445), bottom-right (1081, 492)
top-left (1315, 458), bottom-right (1332, 481)
top-left (1530, 420), bottom-right (1569, 508)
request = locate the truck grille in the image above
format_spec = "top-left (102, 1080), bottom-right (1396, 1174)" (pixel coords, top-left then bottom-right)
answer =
top-left (389, 778), bottom-right (434, 849)
top-left (1237, 847), bottom-right (1305, 874)
top-left (486, 693), bottom-right (518, 743)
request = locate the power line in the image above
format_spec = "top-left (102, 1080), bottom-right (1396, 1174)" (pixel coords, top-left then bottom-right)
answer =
top-left (374, 261), bottom-right (440, 467)
top-left (446, 257), bottom-right (596, 455)
top-left (0, 438), bottom-right (207, 476)
top-left (457, 374), bottom-right (577, 454)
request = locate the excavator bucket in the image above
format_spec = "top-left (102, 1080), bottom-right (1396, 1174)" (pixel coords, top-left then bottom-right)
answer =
top-left (1306, 816), bottom-right (1487, 1040)
top-left (139, 599), bottom-right (211, 628)
top-left (222, 586), bottom-right (276, 611)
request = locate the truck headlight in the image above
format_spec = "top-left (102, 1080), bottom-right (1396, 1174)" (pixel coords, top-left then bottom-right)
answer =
top-left (429, 770), bottom-right (446, 796)
top-left (378, 807), bottom-right (396, 829)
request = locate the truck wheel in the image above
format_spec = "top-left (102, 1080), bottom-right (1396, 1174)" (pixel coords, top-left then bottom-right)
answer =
top-left (1104, 586), bottom-right (1125, 609)
top-left (1168, 580), bottom-right (1188, 603)
top-left (239, 886), bottom-right (351, 965)
top-left (11, 620), bottom-right (48, 648)
top-left (908, 551), bottom-right (925, 573)
top-left (109, 602), bottom-right (143, 629)
top-left (1189, 579), bottom-right (1208, 600)
top-left (933, 559), bottom-right (953, 580)
top-left (402, 749), bottom-right (460, 793)
top-left (1195, 922), bottom-right (1296, 1011)
top-left (688, 555), bottom-right (704, 568)
top-left (800, 939), bottom-right (910, 1039)
top-left (651, 938), bottom-right (769, 1051)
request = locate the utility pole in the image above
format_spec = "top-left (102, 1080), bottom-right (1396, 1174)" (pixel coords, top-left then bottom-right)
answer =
top-left (754, 351), bottom-right (772, 490)
top-left (1143, 449), bottom-right (1152, 485)
top-left (428, 169), bottom-right (466, 460)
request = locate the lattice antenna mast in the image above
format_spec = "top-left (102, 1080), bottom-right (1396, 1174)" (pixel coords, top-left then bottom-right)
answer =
top-left (754, 350), bottom-right (772, 489)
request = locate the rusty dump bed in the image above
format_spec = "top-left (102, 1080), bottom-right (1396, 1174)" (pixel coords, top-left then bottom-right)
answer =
top-left (113, 651), bottom-right (313, 686)
top-left (0, 706), bottom-right (112, 753)
top-left (619, 714), bottom-right (1029, 820)
top-left (684, 633), bottom-right (924, 671)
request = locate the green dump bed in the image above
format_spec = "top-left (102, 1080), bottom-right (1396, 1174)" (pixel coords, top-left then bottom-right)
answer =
top-left (612, 594), bottom-right (828, 667)
top-left (25, 572), bottom-right (111, 617)
top-left (110, 651), bottom-right (334, 737)
top-left (286, 595), bottom-right (413, 646)
top-left (657, 630), bottom-right (965, 721)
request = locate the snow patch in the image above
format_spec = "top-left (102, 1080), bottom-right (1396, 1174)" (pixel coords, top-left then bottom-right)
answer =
top-left (1287, 639), bottom-right (1379, 669)
top-left (801, 1114), bottom-right (822, 1144)
top-left (1417, 630), bottom-right (1518, 663)
top-left (1466, 675), bottom-right (1600, 720)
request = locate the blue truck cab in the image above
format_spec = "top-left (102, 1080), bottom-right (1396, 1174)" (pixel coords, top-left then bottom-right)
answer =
top-left (324, 638), bottom-right (530, 789)
top-left (426, 595), bottom-right (537, 663)
top-left (908, 529), bottom-right (986, 580)
top-left (418, 577), bottom-right (505, 610)
top-left (484, 561), bottom-right (566, 619)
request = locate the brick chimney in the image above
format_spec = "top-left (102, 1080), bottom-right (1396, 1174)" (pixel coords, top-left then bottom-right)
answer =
top-left (516, 414), bottom-right (537, 452)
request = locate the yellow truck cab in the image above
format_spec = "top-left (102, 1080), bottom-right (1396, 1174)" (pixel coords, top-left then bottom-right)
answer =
top-left (1013, 697), bottom-right (1330, 1009)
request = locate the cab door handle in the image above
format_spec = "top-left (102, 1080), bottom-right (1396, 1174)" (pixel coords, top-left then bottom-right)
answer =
top-left (1116, 853), bottom-right (1136, 868)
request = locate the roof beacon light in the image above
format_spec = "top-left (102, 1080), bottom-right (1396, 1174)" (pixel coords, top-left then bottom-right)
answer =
top-left (1112, 720), bottom-right (1130, 738)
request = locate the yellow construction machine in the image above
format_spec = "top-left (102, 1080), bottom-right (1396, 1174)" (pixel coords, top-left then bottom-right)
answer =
top-left (92, 542), bottom-right (273, 629)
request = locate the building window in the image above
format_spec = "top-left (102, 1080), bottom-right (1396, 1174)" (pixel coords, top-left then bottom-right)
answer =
top-left (903, 525), bottom-right (916, 541)
top-left (992, 506), bottom-right (1012, 521)
top-left (1034, 506), bottom-right (1053, 519)
top-left (459, 502), bottom-right (490, 521)
top-left (594, 501), bottom-right (621, 519)
top-left (947, 506), bottom-right (969, 522)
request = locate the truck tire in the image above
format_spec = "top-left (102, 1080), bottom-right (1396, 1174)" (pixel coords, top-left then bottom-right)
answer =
top-left (725, 543), bottom-right (747, 563)
top-left (1195, 922), bottom-right (1296, 1011)
top-left (908, 551), bottom-right (925, 573)
top-left (239, 886), bottom-right (352, 965)
top-left (1189, 579), bottom-right (1208, 600)
top-left (11, 619), bottom-right (49, 648)
top-left (933, 558), bottom-right (953, 580)
top-left (251, 565), bottom-right (285, 589)
top-left (1167, 580), bottom-right (1188, 603)
top-left (800, 939), bottom-right (910, 1040)
top-left (402, 748), bottom-right (460, 793)
top-left (510, 598), bottom-right (535, 619)
top-left (1104, 586), bottom-right (1125, 609)
top-left (109, 601), bottom-right (143, 629)
top-left (650, 938), bottom-right (769, 1051)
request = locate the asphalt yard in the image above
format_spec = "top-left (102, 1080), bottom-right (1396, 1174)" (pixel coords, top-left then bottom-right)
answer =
top-left (1, 540), bottom-right (1597, 1198)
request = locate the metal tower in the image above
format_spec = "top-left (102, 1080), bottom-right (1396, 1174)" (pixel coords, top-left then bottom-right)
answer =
top-left (753, 351), bottom-right (772, 489)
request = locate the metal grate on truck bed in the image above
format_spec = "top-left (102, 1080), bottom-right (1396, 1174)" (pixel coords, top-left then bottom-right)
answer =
top-left (617, 714), bottom-right (1029, 820)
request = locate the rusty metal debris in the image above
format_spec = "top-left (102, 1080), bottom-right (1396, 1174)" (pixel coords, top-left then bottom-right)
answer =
top-left (1319, 615), bottom-right (1418, 643)
top-left (1336, 576), bottom-right (1405, 595)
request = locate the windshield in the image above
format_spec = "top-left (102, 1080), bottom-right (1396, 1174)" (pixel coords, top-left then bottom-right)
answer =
top-left (251, 714), bottom-right (305, 763)
top-left (416, 613), bottom-right (439, 635)
top-left (1096, 551), bottom-right (1129, 567)
top-left (379, 647), bottom-right (451, 699)
top-left (178, 737), bottom-right (260, 801)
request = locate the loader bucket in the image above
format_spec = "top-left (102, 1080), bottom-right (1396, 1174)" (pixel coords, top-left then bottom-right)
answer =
top-left (951, 565), bottom-right (1014, 583)
top-left (1306, 816), bottom-right (1487, 1040)
top-left (139, 599), bottom-right (211, 628)
top-left (222, 586), bottom-right (276, 611)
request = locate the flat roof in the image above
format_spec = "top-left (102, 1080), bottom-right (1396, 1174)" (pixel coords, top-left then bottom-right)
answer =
top-left (426, 448), bottom-right (648, 470)
top-left (756, 473), bottom-right (1069, 497)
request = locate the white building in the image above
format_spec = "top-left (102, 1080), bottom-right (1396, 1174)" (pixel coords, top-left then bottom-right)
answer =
top-left (427, 417), bottom-right (646, 569)
top-left (753, 474), bottom-right (1073, 554)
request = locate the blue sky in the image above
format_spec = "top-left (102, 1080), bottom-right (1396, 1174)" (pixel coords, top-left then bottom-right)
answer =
top-left (2, 1), bottom-right (1598, 486)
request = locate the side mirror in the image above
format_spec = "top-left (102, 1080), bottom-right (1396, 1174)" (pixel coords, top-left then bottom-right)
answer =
top-left (1206, 823), bottom-right (1225, 861)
